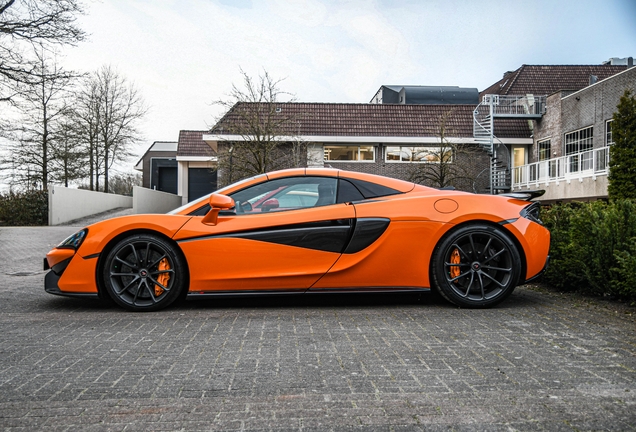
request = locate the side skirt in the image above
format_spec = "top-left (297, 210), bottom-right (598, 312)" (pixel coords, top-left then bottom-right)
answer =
top-left (186, 287), bottom-right (430, 299)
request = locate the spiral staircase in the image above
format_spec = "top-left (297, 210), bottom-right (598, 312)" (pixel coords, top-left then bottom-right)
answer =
top-left (473, 95), bottom-right (546, 193)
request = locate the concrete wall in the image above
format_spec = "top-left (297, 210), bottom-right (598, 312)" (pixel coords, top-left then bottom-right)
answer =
top-left (517, 175), bottom-right (608, 203)
top-left (132, 186), bottom-right (182, 214)
top-left (48, 187), bottom-right (133, 226)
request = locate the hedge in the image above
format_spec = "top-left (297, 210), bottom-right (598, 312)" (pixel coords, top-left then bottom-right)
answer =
top-left (0, 190), bottom-right (48, 226)
top-left (541, 199), bottom-right (636, 300)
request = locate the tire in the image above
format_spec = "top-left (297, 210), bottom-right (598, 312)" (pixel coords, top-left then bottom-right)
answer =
top-left (102, 234), bottom-right (187, 311)
top-left (431, 224), bottom-right (522, 308)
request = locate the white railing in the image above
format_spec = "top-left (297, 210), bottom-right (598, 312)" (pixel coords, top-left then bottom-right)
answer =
top-left (483, 94), bottom-right (547, 117)
top-left (512, 146), bottom-right (610, 188)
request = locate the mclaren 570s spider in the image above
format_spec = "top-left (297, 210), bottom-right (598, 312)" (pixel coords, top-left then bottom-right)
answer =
top-left (44, 168), bottom-right (550, 311)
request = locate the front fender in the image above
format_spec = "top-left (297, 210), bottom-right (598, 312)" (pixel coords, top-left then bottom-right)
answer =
top-left (76, 214), bottom-right (193, 258)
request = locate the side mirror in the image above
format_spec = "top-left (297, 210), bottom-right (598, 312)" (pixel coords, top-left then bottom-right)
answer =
top-left (202, 194), bottom-right (235, 225)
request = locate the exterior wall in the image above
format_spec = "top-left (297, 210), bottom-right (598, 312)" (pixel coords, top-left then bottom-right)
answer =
top-left (215, 142), bottom-right (307, 188)
top-left (561, 67), bottom-right (635, 150)
top-left (532, 67), bottom-right (636, 159)
top-left (307, 143), bottom-right (324, 167)
top-left (48, 186), bottom-right (132, 226)
top-left (307, 143), bottom-right (489, 192)
top-left (132, 186), bottom-right (182, 214)
top-left (140, 151), bottom-right (176, 188)
top-left (532, 92), bottom-right (564, 162)
top-left (214, 140), bottom-right (491, 193)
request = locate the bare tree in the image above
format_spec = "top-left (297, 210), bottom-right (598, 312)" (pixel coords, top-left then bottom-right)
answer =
top-left (0, 0), bottom-right (85, 103)
top-left (409, 109), bottom-right (484, 191)
top-left (0, 48), bottom-right (77, 190)
top-left (50, 117), bottom-right (86, 186)
top-left (106, 171), bottom-right (141, 196)
top-left (72, 66), bottom-right (147, 192)
top-left (211, 68), bottom-right (304, 185)
top-left (72, 75), bottom-right (100, 190)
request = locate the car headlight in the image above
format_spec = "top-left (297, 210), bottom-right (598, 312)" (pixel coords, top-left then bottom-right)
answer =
top-left (57, 229), bottom-right (88, 250)
top-left (520, 202), bottom-right (543, 225)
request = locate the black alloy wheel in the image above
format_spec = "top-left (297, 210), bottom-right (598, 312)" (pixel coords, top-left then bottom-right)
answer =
top-left (431, 224), bottom-right (521, 308)
top-left (102, 234), bottom-right (186, 311)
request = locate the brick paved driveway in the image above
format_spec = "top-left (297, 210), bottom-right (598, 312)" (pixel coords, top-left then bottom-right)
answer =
top-left (0, 226), bottom-right (635, 431)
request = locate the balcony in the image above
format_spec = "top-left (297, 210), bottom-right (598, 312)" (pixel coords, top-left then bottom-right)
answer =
top-left (482, 94), bottom-right (547, 119)
top-left (511, 146), bottom-right (610, 202)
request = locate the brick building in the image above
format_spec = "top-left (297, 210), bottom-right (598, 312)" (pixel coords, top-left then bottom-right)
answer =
top-left (510, 66), bottom-right (636, 202)
top-left (203, 103), bottom-right (530, 192)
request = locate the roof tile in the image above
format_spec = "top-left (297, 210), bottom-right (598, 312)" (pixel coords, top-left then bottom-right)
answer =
top-left (211, 103), bottom-right (530, 139)
top-left (481, 64), bottom-right (629, 97)
top-left (177, 130), bottom-right (216, 157)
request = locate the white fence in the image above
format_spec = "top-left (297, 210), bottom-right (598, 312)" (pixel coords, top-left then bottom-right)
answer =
top-left (512, 146), bottom-right (610, 188)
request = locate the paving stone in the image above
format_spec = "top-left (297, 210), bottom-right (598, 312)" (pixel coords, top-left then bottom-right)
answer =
top-left (0, 226), bottom-right (635, 430)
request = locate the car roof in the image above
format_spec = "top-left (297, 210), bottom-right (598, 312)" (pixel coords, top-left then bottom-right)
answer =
top-left (267, 168), bottom-right (415, 193)
top-left (170, 168), bottom-right (417, 215)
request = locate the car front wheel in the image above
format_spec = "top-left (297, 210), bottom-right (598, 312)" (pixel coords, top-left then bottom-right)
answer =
top-left (431, 224), bottom-right (522, 308)
top-left (102, 234), bottom-right (186, 311)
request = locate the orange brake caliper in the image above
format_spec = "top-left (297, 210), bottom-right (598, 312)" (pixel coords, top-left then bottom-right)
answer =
top-left (155, 258), bottom-right (171, 296)
top-left (449, 249), bottom-right (461, 280)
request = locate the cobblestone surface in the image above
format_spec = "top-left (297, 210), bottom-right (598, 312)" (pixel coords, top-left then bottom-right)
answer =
top-left (0, 225), bottom-right (635, 431)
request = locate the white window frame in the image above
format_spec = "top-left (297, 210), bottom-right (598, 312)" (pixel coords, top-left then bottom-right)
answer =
top-left (564, 126), bottom-right (593, 156)
top-left (606, 119), bottom-right (614, 145)
top-left (537, 138), bottom-right (551, 161)
top-left (385, 145), bottom-right (452, 163)
top-left (323, 145), bottom-right (375, 163)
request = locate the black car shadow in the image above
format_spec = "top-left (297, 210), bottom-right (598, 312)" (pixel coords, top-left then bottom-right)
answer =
top-left (41, 287), bottom-right (537, 312)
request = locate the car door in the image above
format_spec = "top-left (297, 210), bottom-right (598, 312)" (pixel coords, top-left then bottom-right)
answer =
top-left (173, 176), bottom-right (356, 293)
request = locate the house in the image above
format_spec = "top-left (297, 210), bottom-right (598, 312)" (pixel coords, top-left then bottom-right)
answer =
top-left (202, 102), bottom-right (531, 192)
top-left (474, 61), bottom-right (632, 198)
top-left (133, 141), bottom-right (178, 193)
top-left (511, 65), bottom-right (636, 202)
top-left (175, 130), bottom-right (217, 204)
top-left (135, 131), bottom-right (218, 204)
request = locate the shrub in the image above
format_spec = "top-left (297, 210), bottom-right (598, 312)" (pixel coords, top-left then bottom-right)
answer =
top-left (0, 190), bottom-right (48, 226)
top-left (541, 202), bottom-right (581, 291)
top-left (613, 238), bottom-right (636, 298)
top-left (540, 200), bottom-right (636, 300)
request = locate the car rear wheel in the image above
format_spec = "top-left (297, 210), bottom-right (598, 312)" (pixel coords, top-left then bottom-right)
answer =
top-left (431, 224), bottom-right (521, 308)
top-left (102, 234), bottom-right (186, 311)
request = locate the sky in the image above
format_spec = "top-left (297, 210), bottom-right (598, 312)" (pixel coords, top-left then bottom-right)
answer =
top-left (59, 0), bottom-right (636, 168)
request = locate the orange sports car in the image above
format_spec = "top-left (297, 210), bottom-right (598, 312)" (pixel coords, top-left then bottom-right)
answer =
top-left (44, 168), bottom-right (550, 311)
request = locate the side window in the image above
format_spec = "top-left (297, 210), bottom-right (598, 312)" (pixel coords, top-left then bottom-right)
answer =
top-left (229, 177), bottom-right (338, 214)
top-left (337, 179), bottom-right (364, 203)
top-left (344, 178), bottom-right (401, 199)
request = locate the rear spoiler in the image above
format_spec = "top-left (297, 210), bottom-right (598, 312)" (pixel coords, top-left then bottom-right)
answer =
top-left (500, 190), bottom-right (545, 201)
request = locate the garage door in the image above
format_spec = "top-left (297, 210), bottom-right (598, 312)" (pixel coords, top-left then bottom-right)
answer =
top-left (188, 168), bottom-right (217, 202)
